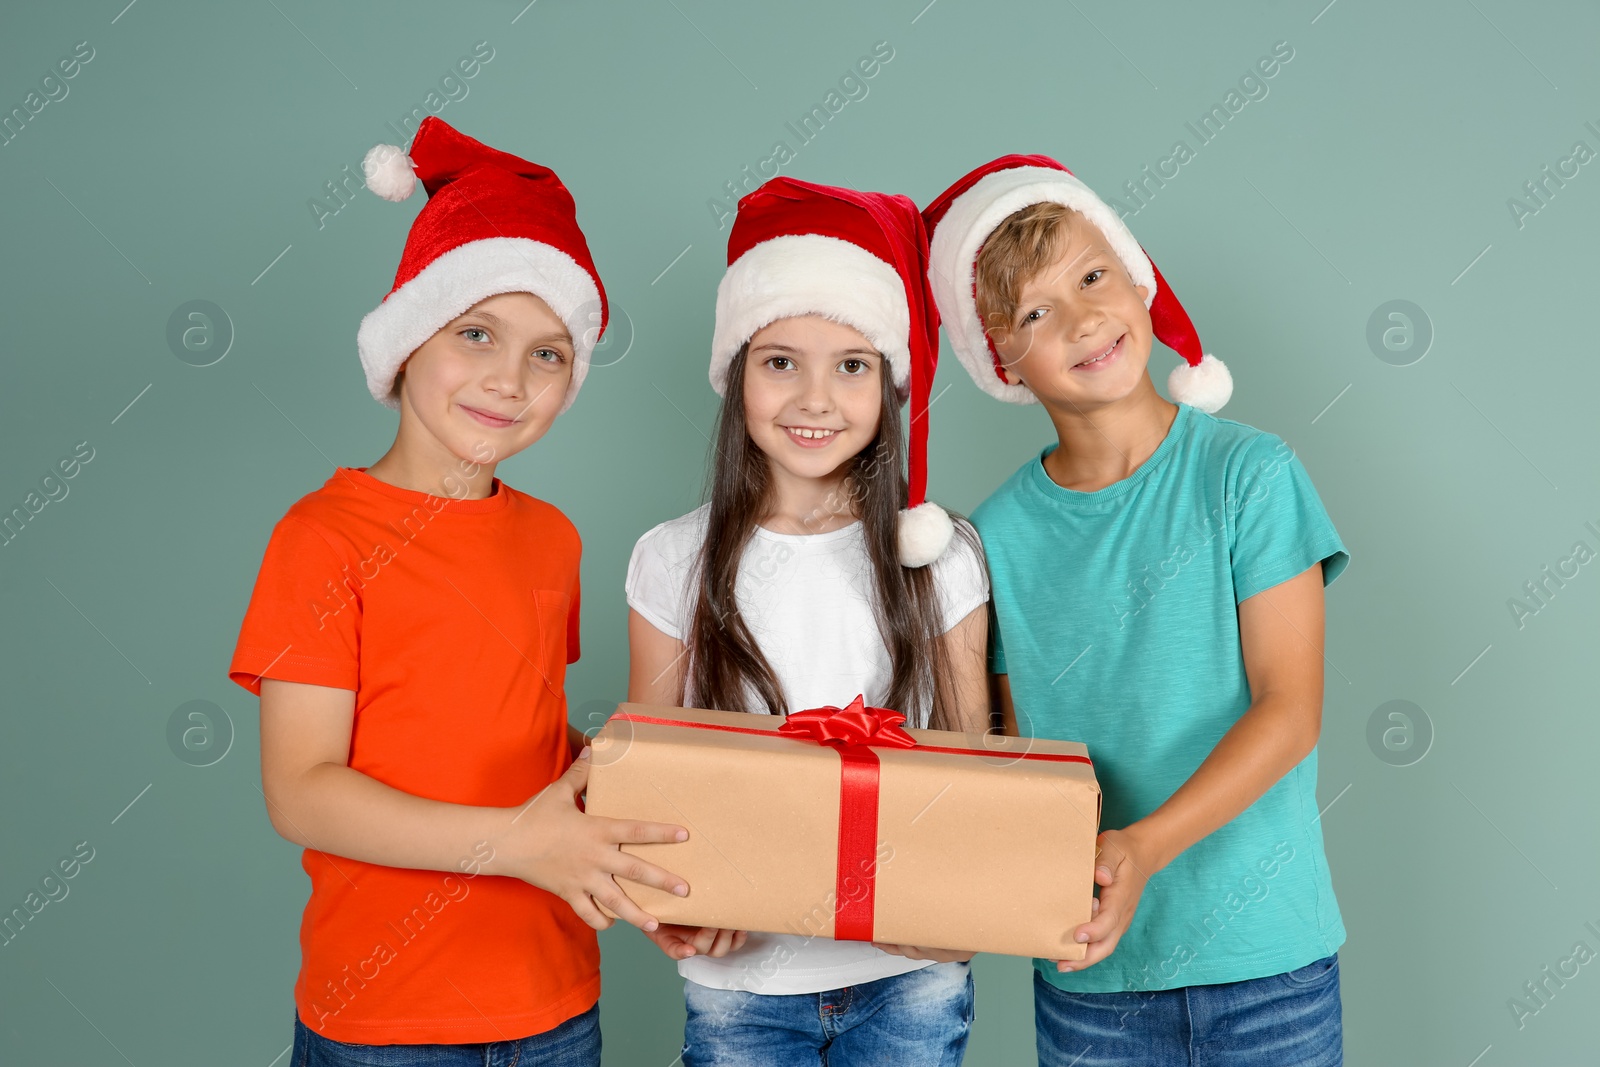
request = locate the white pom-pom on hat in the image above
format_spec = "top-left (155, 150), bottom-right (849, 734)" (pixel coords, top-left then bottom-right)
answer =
top-left (363, 144), bottom-right (416, 202)
top-left (1167, 353), bottom-right (1233, 414)
top-left (898, 500), bottom-right (955, 569)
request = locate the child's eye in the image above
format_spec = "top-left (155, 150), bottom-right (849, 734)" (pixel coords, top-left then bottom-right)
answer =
top-left (1019, 308), bottom-right (1045, 328)
top-left (766, 356), bottom-right (794, 372)
top-left (839, 358), bottom-right (868, 375)
top-left (461, 327), bottom-right (491, 343)
top-left (1082, 269), bottom-right (1105, 287)
top-left (531, 348), bottom-right (566, 364)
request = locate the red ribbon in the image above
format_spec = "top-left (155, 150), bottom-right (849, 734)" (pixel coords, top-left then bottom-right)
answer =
top-left (776, 696), bottom-right (915, 940)
top-left (612, 697), bottom-right (1091, 944)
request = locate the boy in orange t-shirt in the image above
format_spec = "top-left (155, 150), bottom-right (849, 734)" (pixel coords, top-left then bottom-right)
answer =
top-left (228, 118), bottom-right (689, 1066)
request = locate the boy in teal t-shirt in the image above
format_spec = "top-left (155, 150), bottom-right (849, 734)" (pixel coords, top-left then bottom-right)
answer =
top-left (923, 156), bottom-right (1349, 1066)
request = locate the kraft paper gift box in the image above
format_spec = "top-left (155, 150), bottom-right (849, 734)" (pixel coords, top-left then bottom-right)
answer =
top-left (584, 697), bottom-right (1101, 960)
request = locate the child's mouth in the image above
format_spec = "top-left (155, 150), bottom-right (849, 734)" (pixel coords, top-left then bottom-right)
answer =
top-left (1073, 335), bottom-right (1124, 371)
top-left (460, 404), bottom-right (517, 428)
top-left (783, 425), bottom-right (840, 449)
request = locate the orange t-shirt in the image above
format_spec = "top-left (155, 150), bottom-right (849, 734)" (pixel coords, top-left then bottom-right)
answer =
top-left (228, 467), bottom-right (599, 1045)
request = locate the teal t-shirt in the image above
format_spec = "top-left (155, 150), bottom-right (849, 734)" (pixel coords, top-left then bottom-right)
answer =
top-left (972, 403), bottom-right (1350, 994)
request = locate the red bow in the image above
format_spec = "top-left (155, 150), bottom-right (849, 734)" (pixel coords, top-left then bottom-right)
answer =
top-left (778, 695), bottom-right (917, 749)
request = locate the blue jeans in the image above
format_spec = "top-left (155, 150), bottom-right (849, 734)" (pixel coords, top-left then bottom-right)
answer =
top-left (1035, 955), bottom-right (1342, 1067)
top-left (682, 961), bottom-right (975, 1066)
top-left (291, 1003), bottom-right (600, 1067)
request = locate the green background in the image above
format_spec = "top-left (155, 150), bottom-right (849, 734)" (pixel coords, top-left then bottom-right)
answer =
top-left (2, 1), bottom-right (1596, 1063)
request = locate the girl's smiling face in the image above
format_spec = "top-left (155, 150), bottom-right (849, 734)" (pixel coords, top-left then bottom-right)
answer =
top-left (395, 291), bottom-right (574, 465)
top-left (742, 314), bottom-right (885, 487)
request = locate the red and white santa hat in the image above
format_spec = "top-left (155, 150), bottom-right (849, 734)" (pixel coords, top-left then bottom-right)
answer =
top-left (711, 177), bottom-right (953, 568)
top-left (356, 116), bottom-right (606, 414)
top-left (922, 154), bottom-right (1231, 412)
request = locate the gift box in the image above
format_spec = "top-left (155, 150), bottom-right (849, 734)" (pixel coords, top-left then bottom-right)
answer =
top-left (584, 697), bottom-right (1101, 960)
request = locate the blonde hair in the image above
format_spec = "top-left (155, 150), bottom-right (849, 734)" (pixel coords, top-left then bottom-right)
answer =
top-left (974, 201), bottom-right (1081, 340)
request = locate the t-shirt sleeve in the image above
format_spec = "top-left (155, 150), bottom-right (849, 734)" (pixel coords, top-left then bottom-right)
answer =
top-left (624, 521), bottom-right (694, 641)
top-left (228, 516), bottom-right (361, 696)
top-left (1229, 435), bottom-right (1349, 604)
top-left (933, 523), bottom-right (990, 634)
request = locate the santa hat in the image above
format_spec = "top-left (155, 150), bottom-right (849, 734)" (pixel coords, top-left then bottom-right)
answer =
top-left (711, 177), bottom-right (953, 568)
top-left (355, 117), bottom-right (606, 414)
top-left (922, 154), bottom-right (1231, 413)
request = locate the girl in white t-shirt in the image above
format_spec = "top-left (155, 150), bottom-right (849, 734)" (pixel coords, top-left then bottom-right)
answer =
top-left (625, 178), bottom-right (990, 1066)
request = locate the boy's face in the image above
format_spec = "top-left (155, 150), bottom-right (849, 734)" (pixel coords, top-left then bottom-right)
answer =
top-left (396, 291), bottom-right (574, 465)
top-left (742, 314), bottom-right (884, 486)
top-left (985, 212), bottom-right (1153, 413)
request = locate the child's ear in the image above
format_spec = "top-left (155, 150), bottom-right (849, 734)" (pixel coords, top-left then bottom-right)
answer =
top-left (995, 357), bottom-right (1023, 388)
top-left (981, 313), bottom-right (1011, 367)
top-left (1134, 283), bottom-right (1150, 304)
top-left (983, 314), bottom-right (1026, 388)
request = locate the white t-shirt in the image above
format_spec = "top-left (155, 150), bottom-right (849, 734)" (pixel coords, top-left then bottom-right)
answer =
top-left (624, 503), bottom-right (989, 995)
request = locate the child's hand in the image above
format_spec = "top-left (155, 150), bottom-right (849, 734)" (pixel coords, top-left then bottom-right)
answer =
top-left (1056, 828), bottom-right (1154, 973)
top-left (644, 924), bottom-right (748, 960)
top-left (500, 750), bottom-right (691, 933)
top-left (872, 943), bottom-right (976, 964)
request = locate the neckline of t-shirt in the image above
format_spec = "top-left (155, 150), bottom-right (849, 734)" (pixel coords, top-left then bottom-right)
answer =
top-left (1028, 402), bottom-right (1191, 506)
top-left (337, 467), bottom-right (511, 514)
top-left (751, 518), bottom-right (864, 545)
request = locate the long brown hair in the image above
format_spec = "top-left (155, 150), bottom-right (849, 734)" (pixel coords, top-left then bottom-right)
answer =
top-left (685, 344), bottom-right (979, 731)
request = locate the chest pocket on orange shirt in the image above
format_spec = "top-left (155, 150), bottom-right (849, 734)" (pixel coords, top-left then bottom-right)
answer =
top-left (530, 588), bottom-right (573, 698)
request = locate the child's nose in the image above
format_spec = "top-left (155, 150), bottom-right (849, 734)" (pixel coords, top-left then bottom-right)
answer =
top-left (1061, 298), bottom-right (1106, 343)
top-left (483, 354), bottom-right (526, 399)
top-left (796, 371), bottom-right (834, 412)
